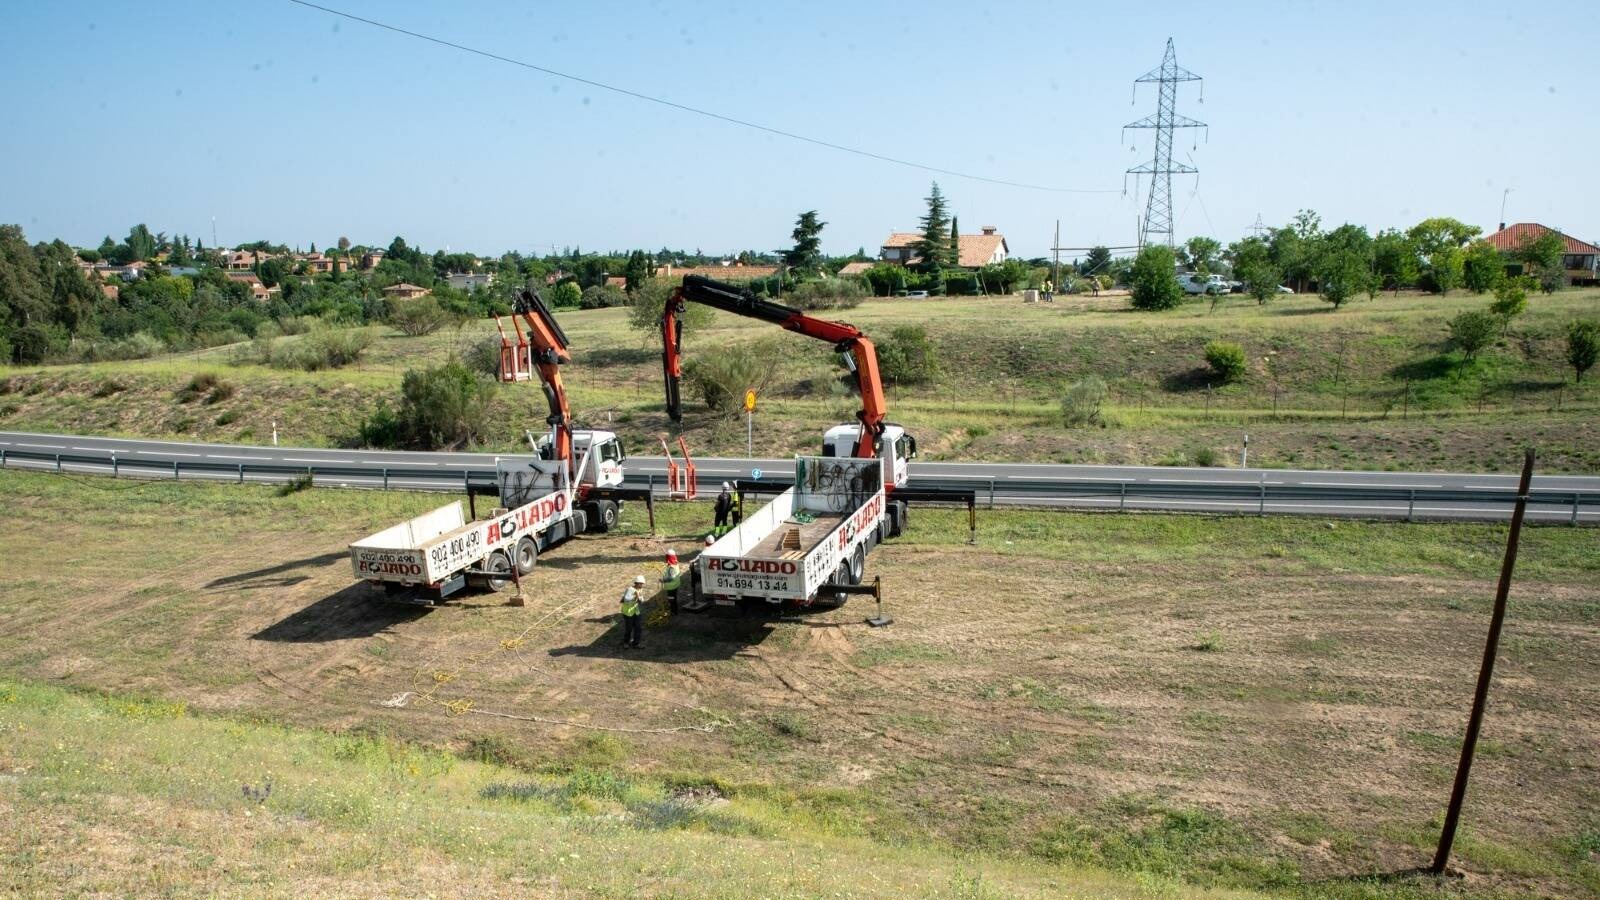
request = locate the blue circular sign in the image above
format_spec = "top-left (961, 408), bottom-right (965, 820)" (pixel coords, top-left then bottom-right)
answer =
top-left (750, 467), bottom-right (762, 481)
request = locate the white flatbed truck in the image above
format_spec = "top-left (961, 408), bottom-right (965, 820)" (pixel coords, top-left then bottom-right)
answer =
top-left (682, 455), bottom-right (890, 612)
top-left (349, 431), bottom-right (629, 603)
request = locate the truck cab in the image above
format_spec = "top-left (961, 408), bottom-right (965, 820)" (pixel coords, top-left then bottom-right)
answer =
top-left (822, 423), bottom-right (915, 489)
top-left (525, 429), bottom-right (626, 490)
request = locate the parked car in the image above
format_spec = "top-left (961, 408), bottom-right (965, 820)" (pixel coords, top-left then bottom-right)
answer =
top-left (904, 290), bottom-right (930, 298)
top-left (1178, 273), bottom-right (1227, 295)
top-left (1277, 285), bottom-right (1295, 294)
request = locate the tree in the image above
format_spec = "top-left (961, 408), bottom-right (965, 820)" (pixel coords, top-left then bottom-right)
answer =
top-left (628, 277), bottom-right (713, 335)
top-left (389, 361), bottom-right (497, 449)
top-left (387, 296), bottom-right (451, 336)
top-left (782, 210), bottom-right (826, 275)
top-left (622, 250), bottom-right (652, 292)
top-left (947, 215), bottom-right (960, 269)
top-left (1565, 319), bottom-right (1598, 382)
top-left (1227, 237), bottom-right (1280, 305)
top-left (1204, 340), bottom-right (1247, 383)
top-left (1317, 224), bottom-right (1375, 308)
top-left (547, 281), bottom-right (582, 309)
top-left (1513, 230), bottom-right (1563, 275)
top-left (125, 224), bottom-right (157, 262)
top-left (912, 182), bottom-right (951, 274)
top-left (1372, 229), bottom-right (1419, 293)
top-left (1489, 276), bottom-right (1530, 331)
top-left (337, 236), bottom-right (351, 252)
top-left (1428, 247), bottom-right (1465, 295)
top-left (1129, 245), bottom-right (1183, 310)
top-left (1462, 239), bottom-right (1505, 293)
top-left (1182, 236), bottom-right (1222, 275)
top-left (1269, 210), bottom-right (1324, 292)
top-left (1079, 245), bottom-right (1113, 277)
top-left (1447, 309), bottom-right (1497, 362)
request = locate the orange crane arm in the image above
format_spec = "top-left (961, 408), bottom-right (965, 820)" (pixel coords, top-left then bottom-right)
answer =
top-left (513, 288), bottom-right (575, 474)
top-left (661, 275), bottom-right (887, 460)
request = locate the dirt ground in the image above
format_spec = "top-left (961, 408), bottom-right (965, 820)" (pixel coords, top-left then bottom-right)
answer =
top-left (1, 476), bottom-right (1596, 896)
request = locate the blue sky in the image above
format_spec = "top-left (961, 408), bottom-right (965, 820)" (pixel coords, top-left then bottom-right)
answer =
top-left (2, 1), bottom-right (1594, 259)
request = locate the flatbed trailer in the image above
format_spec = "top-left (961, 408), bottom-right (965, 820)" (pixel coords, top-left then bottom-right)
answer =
top-left (683, 456), bottom-right (886, 612)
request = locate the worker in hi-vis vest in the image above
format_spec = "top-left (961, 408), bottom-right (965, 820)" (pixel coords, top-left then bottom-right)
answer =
top-left (619, 575), bottom-right (645, 649)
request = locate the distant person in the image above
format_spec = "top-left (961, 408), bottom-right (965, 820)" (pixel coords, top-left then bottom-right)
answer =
top-left (1043, 279), bottom-right (1054, 302)
top-left (619, 575), bottom-right (645, 649)
top-left (713, 481), bottom-right (734, 532)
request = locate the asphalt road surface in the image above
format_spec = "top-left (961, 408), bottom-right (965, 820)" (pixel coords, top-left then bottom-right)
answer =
top-left (1, 430), bottom-right (1595, 524)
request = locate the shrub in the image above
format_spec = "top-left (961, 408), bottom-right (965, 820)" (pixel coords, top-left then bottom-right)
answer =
top-left (579, 284), bottom-right (627, 310)
top-left (1489, 276), bottom-right (1530, 330)
top-left (276, 316), bottom-right (314, 335)
top-left (1129, 245), bottom-right (1184, 310)
top-left (548, 281), bottom-right (582, 309)
top-left (628, 277), bottom-right (714, 336)
top-left (360, 361), bottom-right (497, 449)
top-left (1447, 310), bottom-right (1498, 362)
top-left (387, 296), bottom-right (451, 336)
top-left (1192, 446), bottom-right (1220, 467)
top-left (91, 379), bottom-right (127, 398)
top-left (862, 263), bottom-right (911, 297)
top-left (82, 331), bottom-right (167, 362)
top-left (786, 278), bottom-right (864, 310)
top-left (1567, 319), bottom-right (1599, 383)
top-left (1203, 341), bottom-right (1247, 383)
top-left (683, 343), bottom-right (773, 415)
top-left (176, 373), bottom-right (227, 403)
top-left (267, 327), bottom-right (373, 371)
top-left (1061, 375), bottom-right (1108, 426)
top-left (460, 335), bottom-right (504, 378)
top-left (215, 409), bottom-right (239, 426)
top-left (875, 326), bottom-right (940, 386)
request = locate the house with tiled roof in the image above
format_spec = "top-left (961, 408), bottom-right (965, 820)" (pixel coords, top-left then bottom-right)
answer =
top-left (383, 282), bottom-right (431, 300)
top-left (879, 225), bottom-right (1010, 269)
top-left (1484, 222), bottom-right (1599, 285)
top-left (225, 270), bottom-right (276, 302)
top-left (836, 261), bottom-right (875, 276)
top-left (656, 262), bottom-right (779, 281)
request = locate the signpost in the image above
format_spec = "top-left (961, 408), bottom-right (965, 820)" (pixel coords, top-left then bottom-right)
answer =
top-left (743, 389), bottom-right (757, 458)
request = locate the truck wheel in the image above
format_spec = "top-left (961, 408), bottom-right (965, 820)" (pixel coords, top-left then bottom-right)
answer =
top-left (482, 550), bottom-right (513, 592)
top-left (513, 536), bottom-right (538, 575)
top-left (595, 500), bottom-right (619, 533)
top-left (848, 545), bottom-right (865, 585)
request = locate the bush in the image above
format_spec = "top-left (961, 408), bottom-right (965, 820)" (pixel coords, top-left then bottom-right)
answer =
top-left (1061, 376), bottom-right (1108, 426)
top-left (268, 327), bottom-right (373, 371)
top-left (387, 296), bottom-right (451, 336)
top-left (628, 277), bottom-right (714, 336)
top-left (460, 335), bottom-right (504, 378)
top-left (360, 361), bottom-right (497, 449)
top-left (1566, 319), bottom-right (1599, 383)
top-left (683, 343), bottom-right (773, 415)
top-left (786, 279), bottom-right (865, 310)
top-left (91, 379), bottom-right (127, 398)
top-left (548, 281), bottom-right (582, 309)
top-left (175, 373), bottom-right (233, 404)
top-left (875, 325), bottom-right (939, 386)
top-left (862, 264), bottom-right (910, 297)
top-left (579, 284), bottom-right (627, 310)
top-left (1447, 310), bottom-right (1498, 362)
top-left (276, 316), bottom-right (315, 336)
top-left (1130, 245), bottom-right (1184, 310)
top-left (1203, 341), bottom-right (1247, 383)
top-left (80, 331), bottom-right (168, 362)
top-left (1489, 276), bottom-right (1530, 330)
top-left (1191, 446), bottom-right (1220, 467)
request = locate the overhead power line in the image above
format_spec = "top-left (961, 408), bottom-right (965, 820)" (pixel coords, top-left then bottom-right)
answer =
top-left (286, 0), bottom-right (1118, 195)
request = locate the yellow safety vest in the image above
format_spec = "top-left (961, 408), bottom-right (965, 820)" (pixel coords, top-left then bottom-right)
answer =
top-left (661, 563), bottom-right (682, 591)
top-left (620, 588), bottom-right (641, 617)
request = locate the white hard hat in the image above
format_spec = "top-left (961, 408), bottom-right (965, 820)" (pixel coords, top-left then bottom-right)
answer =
top-left (722, 481), bottom-right (732, 490)
top-left (633, 575), bottom-right (647, 585)
top-left (704, 534), bottom-right (716, 546)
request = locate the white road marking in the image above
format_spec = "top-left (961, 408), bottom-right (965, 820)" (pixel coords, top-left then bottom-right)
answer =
top-left (1301, 480), bottom-right (1446, 489)
top-left (17, 442), bottom-right (65, 449)
top-left (206, 454), bottom-right (261, 461)
top-left (133, 450), bottom-right (200, 457)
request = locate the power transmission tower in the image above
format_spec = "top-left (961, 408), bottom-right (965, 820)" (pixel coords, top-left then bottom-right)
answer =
top-left (1248, 214), bottom-right (1271, 239)
top-left (1124, 38), bottom-right (1205, 249)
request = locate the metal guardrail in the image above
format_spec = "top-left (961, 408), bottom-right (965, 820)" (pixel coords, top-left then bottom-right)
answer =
top-left (0, 446), bottom-right (1589, 524)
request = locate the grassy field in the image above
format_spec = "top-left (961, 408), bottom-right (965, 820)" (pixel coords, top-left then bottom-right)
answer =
top-left (1, 469), bottom-right (1596, 897)
top-left (1, 286), bottom-right (1597, 473)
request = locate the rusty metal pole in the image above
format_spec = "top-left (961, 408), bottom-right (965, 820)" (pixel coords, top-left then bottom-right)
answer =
top-left (1431, 448), bottom-right (1535, 875)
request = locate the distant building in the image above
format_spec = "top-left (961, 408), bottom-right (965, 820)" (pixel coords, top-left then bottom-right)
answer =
top-left (225, 271), bottom-right (274, 302)
top-left (836, 261), bottom-right (875, 277)
top-left (383, 282), bottom-right (430, 300)
top-left (446, 272), bottom-right (495, 291)
top-left (227, 249), bottom-right (275, 270)
top-left (1484, 222), bottom-right (1600, 286)
top-left (604, 275), bottom-right (628, 290)
top-left (299, 252), bottom-right (334, 275)
top-left (879, 225), bottom-right (1009, 268)
top-left (655, 262), bottom-right (778, 281)
top-left (360, 249), bottom-right (386, 270)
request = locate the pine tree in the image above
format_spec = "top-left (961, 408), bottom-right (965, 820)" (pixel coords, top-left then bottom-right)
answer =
top-left (948, 215), bottom-right (961, 268)
top-left (782, 210), bottom-right (826, 275)
top-left (913, 182), bottom-right (950, 274)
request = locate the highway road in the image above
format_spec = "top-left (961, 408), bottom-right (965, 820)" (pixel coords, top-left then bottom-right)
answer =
top-left (1, 430), bottom-right (1595, 524)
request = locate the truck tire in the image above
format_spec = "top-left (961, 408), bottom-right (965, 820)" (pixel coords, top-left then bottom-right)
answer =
top-left (513, 536), bottom-right (538, 575)
top-left (482, 550), bottom-right (513, 592)
top-left (887, 501), bottom-right (906, 538)
top-left (595, 500), bottom-right (619, 533)
top-left (847, 544), bottom-right (865, 585)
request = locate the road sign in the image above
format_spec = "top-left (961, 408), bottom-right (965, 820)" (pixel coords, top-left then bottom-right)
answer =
top-left (743, 389), bottom-right (757, 412)
top-left (751, 468), bottom-right (762, 481)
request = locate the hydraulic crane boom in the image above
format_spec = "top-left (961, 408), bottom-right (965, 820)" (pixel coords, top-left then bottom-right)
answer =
top-left (512, 288), bottom-right (575, 476)
top-left (662, 275), bottom-right (888, 460)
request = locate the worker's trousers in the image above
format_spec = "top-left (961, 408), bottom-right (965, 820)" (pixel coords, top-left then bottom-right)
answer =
top-left (622, 613), bottom-right (642, 647)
